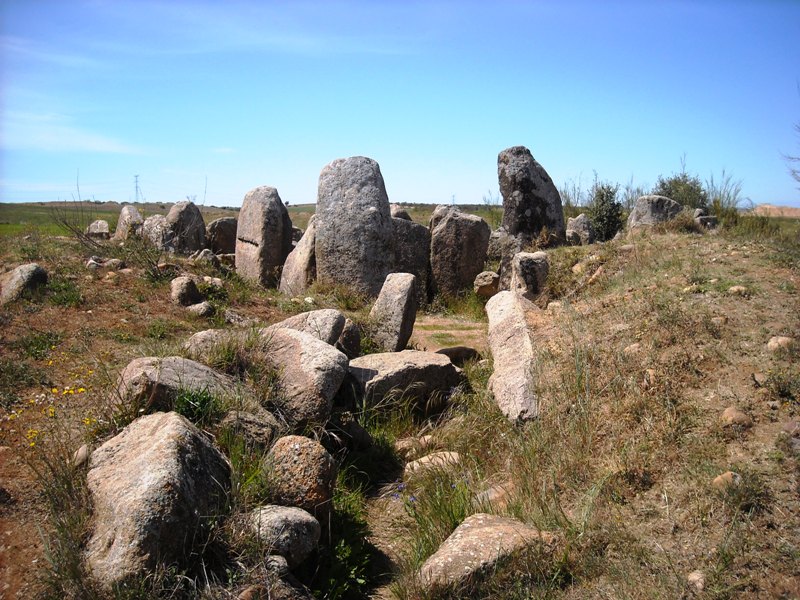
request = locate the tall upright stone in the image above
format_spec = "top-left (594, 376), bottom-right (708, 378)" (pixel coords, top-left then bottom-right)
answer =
top-left (206, 217), bottom-right (238, 254)
top-left (429, 206), bottom-right (490, 297)
top-left (280, 215), bottom-right (317, 297)
top-left (236, 186), bottom-right (293, 287)
top-left (113, 205), bottom-right (143, 241)
top-left (166, 201), bottom-right (206, 254)
top-left (393, 217), bottom-right (431, 305)
top-left (497, 146), bottom-right (565, 244)
top-left (315, 157), bottom-right (394, 297)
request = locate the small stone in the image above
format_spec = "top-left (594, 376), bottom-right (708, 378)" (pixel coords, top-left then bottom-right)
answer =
top-left (720, 406), bottom-right (753, 429)
top-left (687, 570), bottom-right (705, 592)
top-left (547, 301), bottom-right (562, 312)
top-left (170, 276), bottom-right (202, 306)
top-left (751, 372), bottom-right (768, 387)
top-left (712, 471), bottom-right (741, 491)
top-left (727, 285), bottom-right (748, 296)
top-left (473, 271), bottom-right (500, 298)
top-left (304, 297), bottom-right (315, 305)
top-left (767, 336), bottom-right (794, 354)
top-left (623, 342), bottom-right (641, 356)
top-left (643, 369), bottom-right (656, 389)
top-left (186, 301), bottom-right (215, 317)
top-left (72, 444), bottom-right (90, 468)
top-left (404, 451), bottom-right (461, 479)
top-left (710, 316), bottom-right (728, 327)
top-left (782, 420), bottom-right (800, 437)
top-left (394, 435), bottom-right (435, 460)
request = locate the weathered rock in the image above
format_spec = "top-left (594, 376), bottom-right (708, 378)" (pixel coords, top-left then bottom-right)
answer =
top-left (0, 263), bottom-right (48, 305)
top-left (257, 328), bottom-right (349, 428)
top-left (86, 219), bottom-right (110, 239)
top-left (627, 195), bottom-right (682, 228)
top-left (335, 318), bottom-right (361, 360)
top-left (85, 412), bottom-right (231, 588)
top-left (206, 217), bottom-right (238, 254)
top-left (291, 226), bottom-right (304, 242)
top-left (487, 228), bottom-right (507, 262)
top-left (369, 273), bottom-right (417, 352)
top-left (266, 308), bottom-right (345, 346)
top-left (509, 251), bottom-right (549, 300)
top-left (219, 410), bottom-right (282, 449)
top-left (486, 291), bottom-right (537, 422)
top-left (114, 356), bottom-right (236, 413)
top-left (473, 481), bottom-right (517, 511)
top-left (248, 505), bottom-right (321, 568)
top-left (170, 276), bottom-right (203, 306)
top-left (720, 406), bottom-right (753, 429)
top-left (390, 204), bottom-right (412, 220)
top-left (191, 248), bottom-right (221, 268)
top-left (473, 271), bottom-right (499, 298)
top-left (566, 213), bottom-right (594, 245)
top-left (349, 350), bottom-right (464, 406)
top-left (727, 285), bottom-right (748, 296)
top-left (165, 201), bottom-right (206, 254)
top-left (315, 156), bottom-right (394, 297)
top-left (265, 435), bottom-right (337, 518)
top-left (712, 471), bottom-right (742, 492)
top-left (404, 451), bottom-right (461, 479)
top-left (767, 336), bottom-right (794, 354)
top-left (496, 232), bottom-right (524, 291)
top-left (394, 435), bottom-right (435, 460)
top-left (393, 216), bottom-right (431, 305)
top-left (142, 214), bottom-right (173, 250)
top-left (113, 205), bottom-right (143, 240)
top-left (695, 215), bottom-right (718, 229)
top-left (435, 346), bottom-right (480, 367)
top-left (497, 146), bottom-right (566, 244)
top-left (280, 215), bottom-right (317, 297)
top-left (183, 329), bottom-right (245, 364)
top-left (687, 570), bottom-right (706, 593)
top-left (417, 513), bottom-right (557, 591)
top-left (186, 301), bottom-right (215, 317)
top-left (429, 206), bottom-right (490, 297)
top-left (236, 186), bottom-right (293, 287)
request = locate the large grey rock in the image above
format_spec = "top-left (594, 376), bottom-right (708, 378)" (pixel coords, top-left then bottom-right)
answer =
top-left (315, 156), bottom-right (394, 297)
top-left (248, 505), bottom-right (321, 568)
top-left (142, 214), bottom-right (173, 251)
top-left (206, 217), bottom-right (237, 254)
top-left (85, 412), bottom-right (231, 589)
top-left (113, 205), bottom-right (143, 240)
top-left (266, 308), bottom-right (346, 346)
top-left (486, 291), bottom-right (537, 422)
top-left (349, 350), bottom-right (464, 406)
top-left (165, 201), bottom-right (206, 254)
top-left (280, 215), bottom-right (317, 297)
top-left (170, 276), bottom-right (203, 306)
top-left (392, 216), bottom-right (431, 305)
top-left (0, 263), bottom-right (48, 305)
top-left (86, 219), bottom-right (110, 239)
top-left (566, 213), bottom-right (594, 245)
top-left (497, 146), bottom-right (565, 244)
top-left (256, 328), bottom-right (349, 428)
top-left (429, 206), bottom-right (490, 297)
top-left (417, 513), bottom-right (556, 591)
top-left (265, 435), bottom-right (337, 518)
top-left (627, 195), bottom-right (682, 228)
top-left (114, 356), bottom-right (237, 413)
top-left (369, 273), bottom-right (417, 352)
top-left (509, 251), bottom-right (549, 300)
top-left (236, 186), bottom-right (293, 287)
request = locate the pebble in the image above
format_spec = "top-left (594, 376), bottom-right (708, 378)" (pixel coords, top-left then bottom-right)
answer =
top-left (766, 336), bottom-right (794, 354)
top-left (687, 570), bottom-right (705, 592)
top-left (727, 285), bottom-right (747, 296)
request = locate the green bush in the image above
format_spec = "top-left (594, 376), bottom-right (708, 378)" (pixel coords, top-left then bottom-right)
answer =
top-left (652, 171), bottom-right (708, 209)
top-left (587, 181), bottom-right (623, 242)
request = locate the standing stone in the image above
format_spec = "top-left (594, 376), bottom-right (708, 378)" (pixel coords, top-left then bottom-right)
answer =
top-left (113, 205), bottom-right (143, 240)
top-left (496, 231), bottom-right (524, 291)
top-left (429, 206), bottom-right (490, 297)
top-left (565, 213), bottom-right (594, 245)
top-left (510, 251), bottom-right (549, 300)
top-left (369, 273), bottom-right (417, 352)
top-left (142, 215), bottom-right (173, 251)
top-left (486, 291), bottom-right (537, 422)
top-left (0, 263), bottom-right (48, 305)
top-left (627, 195), bottom-right (682, 228)
top-left (206, 217), bottom-right (238, 254)
top-left (393, 216), bottom-right (431, 305)
top-left (85, 412), bottom-right (231, 589)
top-left (86, 220), bottom-right (110, 239)
top-left (236, 187), bottom-right (293, 287)
top-left (280, 215), bottom-right (317, 297)
top-left (165, 201), bottom-right (206, 254)
top-left (497, 146), bottom-right (566, 244)
top-left (315, 157), bottom-right (394, 297)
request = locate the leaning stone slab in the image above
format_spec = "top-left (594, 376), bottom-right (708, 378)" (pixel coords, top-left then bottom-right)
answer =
top-left (142, 214), bottom-right (173, 251)
top-left (0, 263), bottom-right (48, 305)
top-left (349, 350), bottom-right (464, 406)
top-left (205, 217), bottom-right (237, 254)
top-left (280, 214), bottom-right (317, 297)
top-left (509, 251), bottom-right (549, 300)
top-left (369, 273), bottom-right (417, 352)
top-left (114, 356), bottom-right (237, 413)
top-left (627, 195), bottom-right (682, 228)
top-left (113, 205), bottom-right (143, 240)
top-left (265, 308), bottom-right (346, 346)
top-left (248, 505), bottom-right (321, 568)
top-left (417, 513), bottom-right (557, 592)
top-left (85, 412), bottom-right (231, 589)
top-left (486, 291), bottom-right (537, 422)
top-left (166, 200), bottom-right (206, 254)
top-left (236, 186), bottom-right (293, 287)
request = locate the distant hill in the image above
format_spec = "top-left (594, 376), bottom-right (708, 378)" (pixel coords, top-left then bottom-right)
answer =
top-left (752, 203), bottom-right (800, 218)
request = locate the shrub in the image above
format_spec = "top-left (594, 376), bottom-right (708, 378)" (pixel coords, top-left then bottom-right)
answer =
top-left (587, 181), bottom-right (623, 242)
top-left (652, 171), bottom-right (709, 209)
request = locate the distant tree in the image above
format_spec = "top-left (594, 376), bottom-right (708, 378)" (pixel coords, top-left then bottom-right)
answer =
top-left (786, 121), bottom-right (800, 190)
top-left (587, 179), bottom-right (623, 241)
top-left (652, 158), bottom-right (708, 209)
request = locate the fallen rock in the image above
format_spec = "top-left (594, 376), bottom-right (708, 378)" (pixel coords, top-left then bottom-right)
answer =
top-left (266, 308), bottom-right (346, 346)
top-left (86, 219), bottom-right (110, 239)
top-left (280, 214), bottom-right (317, 297)
top-left (417, 513), bottom-right (557, 591)
top-left (393, 216), bottom-right (431, 305)
top-left (509, 251), bottom-right (549, 300)
top-left (369, 272), bottom-right (417, 352)
top-left (349, 350), bottom-right (464, 407)
top-left (265, 435), bottom-right (337, 518)
top-left (166, 200), bottom-right (206, 254)
top-left (626, 195), bottom-right (682, 228)
top-left (206, 217), bottom-right (238, 254)
top-left (85, 412), bottom-right (230, 589)
top-left (183, 329), bottom-right (245, 365)
top-left (429, 205), bottom-right (490, 297)
top-left (486, 291), bottom-right (537, 422)
top-left (720, 406), bottom-right (753, 429)
top-left (248, 505), bottom-right (321, 568)
top-left (404, 451), bottom-right (461, 479)
top-left (186, 301), bottom-right (215, 317)
top-left (473, 271), bottom-right (500, 298)
top-left (315, 156), bottom-right (394, 297)
top-left (236, 186), bottom-right (293, 287)
top-left (767, 336), bottom-right (794, 354)
top-left (565, 213), bottom-right (594, 245)
top-left (170, 276), bottom-right (203, 306)
top-left (473, 481), bottom-right (517, 510)
top-left (113, 205), bottom-right (143, 240)
top-left (0, 263), bottom-right (48, 305)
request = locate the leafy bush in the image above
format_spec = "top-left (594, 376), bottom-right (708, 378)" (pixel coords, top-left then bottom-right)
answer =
top-left (652, 171), bottom-right (709, 209)
top-left (587, 181), bottom-right (623, 242)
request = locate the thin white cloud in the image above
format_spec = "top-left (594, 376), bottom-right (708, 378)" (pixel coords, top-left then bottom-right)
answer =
top-left (2, 111), bottom-right (145, 154)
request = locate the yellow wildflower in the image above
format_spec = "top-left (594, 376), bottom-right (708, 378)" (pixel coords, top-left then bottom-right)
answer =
top-left (51, 387), bottom-right (58, 394)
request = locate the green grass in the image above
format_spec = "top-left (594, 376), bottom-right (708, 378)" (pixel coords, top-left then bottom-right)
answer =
top-left (12, 330), bottom-right (61, 360)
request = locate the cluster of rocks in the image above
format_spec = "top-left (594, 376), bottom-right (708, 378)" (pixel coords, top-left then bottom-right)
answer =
top-left (169, 274), bottom-right (224, 317)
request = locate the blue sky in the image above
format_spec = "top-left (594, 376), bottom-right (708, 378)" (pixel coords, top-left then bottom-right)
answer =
top-left (2, 0), bottom-right (799, 207)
